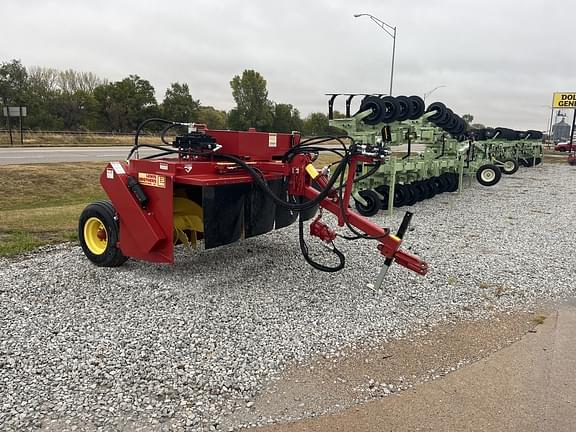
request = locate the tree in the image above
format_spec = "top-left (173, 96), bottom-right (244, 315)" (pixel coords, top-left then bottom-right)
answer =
top-left (162, 82), bottom-right (199, 122)
top-left (303, 112), bottom-right (330, 136)
top-left (195, 106), bottom-right (227, 129)
top-left (0, 59), bottom-right (28, 106)
top-left (94, 75), bottom-right (158, 132)
top-left (462, 114), bottom-right (474, 125)
top-left (57, 69), bottom-right (105, 93)
top-left (271, 103), bottom-right (303, 133)
top-left (53, 90), bottom-right (98, 130)
top-left (229, 69), bottom-right (273, 130)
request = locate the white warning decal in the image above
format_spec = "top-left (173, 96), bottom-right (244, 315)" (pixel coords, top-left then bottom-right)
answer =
top-left (269, 133), bottom-right (277, 148)
top-left (110, 161), bottom-right (126, 175)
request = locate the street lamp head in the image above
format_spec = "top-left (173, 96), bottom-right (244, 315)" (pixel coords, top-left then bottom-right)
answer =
top-left (353, 14), bottom-right (364, 18)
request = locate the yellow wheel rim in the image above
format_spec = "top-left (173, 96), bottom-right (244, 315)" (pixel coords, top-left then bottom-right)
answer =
top-left (84, 217), bottom-right (108, 255)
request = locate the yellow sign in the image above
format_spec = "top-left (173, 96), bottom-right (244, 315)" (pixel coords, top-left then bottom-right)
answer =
top-left (552, 92), bottom-right (576, 108)
top-left (138, 172), bottom-right (166, 188)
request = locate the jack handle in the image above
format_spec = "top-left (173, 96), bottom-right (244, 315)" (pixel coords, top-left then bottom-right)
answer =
top-left (370, 212), bottom-right (428, 291)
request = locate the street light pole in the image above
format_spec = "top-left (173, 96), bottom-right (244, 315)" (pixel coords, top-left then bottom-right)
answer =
top-left (423, 85), bottom-right (447, 103)
top-left (354, 13), bottom-right (397, 96)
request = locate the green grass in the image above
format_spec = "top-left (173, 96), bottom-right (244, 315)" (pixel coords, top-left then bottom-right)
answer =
top-left (0, 162), bottom-right (106, 257)
top-left (0, 231), bottom-right (43, 257)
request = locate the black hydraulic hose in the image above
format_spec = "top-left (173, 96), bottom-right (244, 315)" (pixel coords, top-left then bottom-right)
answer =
top-left (127, 143), bottom-right (179, 160)
top-left (133, 118), bottom-right (174, 158)
top-left (215, 152), bottom-right (351, 212)
top-left (160, 123), bottom-right (185, 146)
top-left (298, 215), bottom-right (345, 272)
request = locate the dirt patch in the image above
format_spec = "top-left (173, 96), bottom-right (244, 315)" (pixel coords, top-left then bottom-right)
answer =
top-left (221, 312), bottom-right (542, 430)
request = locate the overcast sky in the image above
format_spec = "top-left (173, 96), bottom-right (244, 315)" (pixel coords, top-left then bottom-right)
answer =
top-left (3, 0), bottom-right (575, 130)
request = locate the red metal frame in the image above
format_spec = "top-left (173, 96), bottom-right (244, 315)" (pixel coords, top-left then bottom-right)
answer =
top-left (99, 128), bottom-right (428, 275)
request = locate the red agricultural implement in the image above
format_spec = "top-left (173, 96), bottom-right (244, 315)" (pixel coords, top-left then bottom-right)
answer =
top-left (79, 119), bottom-right (428, 289)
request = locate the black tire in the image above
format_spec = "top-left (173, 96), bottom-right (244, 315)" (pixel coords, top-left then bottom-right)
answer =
top-left (359, 96), bottom-right (386, 125)
top-left (394, 96), bottom-right (411, 122)
top-left (423, 179), bottom-right (437, 199)
top-left (476, 164), bottom-right (502, 186)
top-left (469, 128), bottom-right (486, 141)
top-left (444, 114), bottom-right (460, 132)
top-left (535, 157), bottom-right (542, 165)
top-left (519, 158), bottom-right (530, 167)
top-left (448, 118), bottom-right (466, 136)
top-left (527, 130), bottom-right (543, 140)
top-left (375, 185), bottom-right (390, 209)
top-left (500, 158), bottom-right (519, 175)
top-left (484, 128), bottom-right (496, 139)
top-left (494, 127), bottom-right (518, 141)
top-left (407, 96), bottom-right (425, 119)
top-left (393, 184), bottom-right (409, 207)
top-left (442, 172), bottom-right (459, 192)
top-left (379, 96), bottom-right (400, 123)
top-left (79, 200), bottom-right (128, 267)
top-left (430, 176), bottom-right (445, 194)
top-left (412, 182), bottom-right (428, 201)
top-left (403, 184), bottom-right (419, 206)
top-left (354, 190), bottom-right (381, 217)
top-left (426, 102), bottom-right (447, 122)
top-left (435, 109), bottom-right (455, 128)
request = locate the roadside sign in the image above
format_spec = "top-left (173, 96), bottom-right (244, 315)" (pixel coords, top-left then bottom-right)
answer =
top-left (2, 106), bottom-right (27, 117)
top-left (552, 92), bottom-right (576, 109)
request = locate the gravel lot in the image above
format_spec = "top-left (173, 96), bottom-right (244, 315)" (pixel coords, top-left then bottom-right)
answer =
top-left (1, 163), bottom-right (575, 431)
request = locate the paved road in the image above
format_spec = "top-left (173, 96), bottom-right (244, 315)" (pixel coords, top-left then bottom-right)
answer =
top-left (0, 146), bottom-right (163, 165)
top-left (258, 306), bottom-right (576, 432)
top-left (0, 144), bottom-right (425, 165)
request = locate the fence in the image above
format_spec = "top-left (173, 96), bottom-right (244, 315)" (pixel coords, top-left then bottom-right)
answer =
top-left (0, 129), bottom-right (160, 147)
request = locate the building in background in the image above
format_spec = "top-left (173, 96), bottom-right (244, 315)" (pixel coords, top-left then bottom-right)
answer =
top-left (552, 117), bottom-right (571, 142)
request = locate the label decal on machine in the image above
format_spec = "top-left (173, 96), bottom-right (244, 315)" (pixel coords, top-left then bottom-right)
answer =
top-left (159, 163), bottom-right (169, 171)
top-left (106, 168), bottom-right (114, 179)
top-left (268, 133), bottom-right (277, 148)
top-left (110, 161), bottom-right (125, 174)
top-left (138, 172), bottom-right (166, 188)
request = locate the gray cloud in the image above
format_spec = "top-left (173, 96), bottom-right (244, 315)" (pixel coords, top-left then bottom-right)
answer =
top-left (2, 0), bottom-right (575, 130)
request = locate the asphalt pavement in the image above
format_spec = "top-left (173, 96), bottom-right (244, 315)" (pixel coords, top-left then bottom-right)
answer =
top-left (258, 306), bottom-right (576, 432)
top-left (0, 144), bottom-right (424, 165)
top-left (0, 146), bottom-right (161, 165)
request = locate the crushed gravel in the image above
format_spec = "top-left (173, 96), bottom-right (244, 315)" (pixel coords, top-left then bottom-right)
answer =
top-left (1, 163), bottom-right (575, 431)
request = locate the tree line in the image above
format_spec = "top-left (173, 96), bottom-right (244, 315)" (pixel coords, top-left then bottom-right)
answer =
top-left (0, 59), bottom-right (339, 136)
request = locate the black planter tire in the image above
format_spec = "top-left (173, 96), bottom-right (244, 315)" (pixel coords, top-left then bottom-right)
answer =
top-left (375, 185), bottom-right (390, 209)
top-left (535, 157), bottom-right (542, 165)
top-left (412, 182), bottom-right (428, 201)
top-left (393, 183), bottom-right (409, 207)
top-left (359, 96), bottom-right (386, 125)
top-left (354, 189), bottom-right (382, 217)
top-left (404, 184), bottom-right (419, 206)
top-left (435, 109), bottom-right (454, 128)
top-left (430, 176), bottom-right (445, 194)
top-left (408, 96), bottom-right (425, 119)
top-left (426, 102), bottom-right (447, 122)
top-left (500, 158), bottom-right (519, 175)
top-left (527, 130), bottom-right (543, 140)
top-left (476, 164), bottom-right (502, 186)
top-left (442, 172), bottom-right (459, 192)
top-left (379, 96), bottom-right (401, 123)
top-left (423, 179), bottom-right (437, 199)
top-left (394, 96), bottom-right (411, 122)
top-left (79, 200), bottom-right (128, 267)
